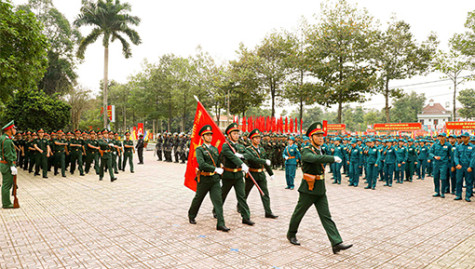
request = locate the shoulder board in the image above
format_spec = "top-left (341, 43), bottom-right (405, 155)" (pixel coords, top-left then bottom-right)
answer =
top-left (304, 146), bottom-right (310, 149)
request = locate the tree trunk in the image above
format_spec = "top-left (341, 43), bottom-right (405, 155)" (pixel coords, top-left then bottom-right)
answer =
top-left (385, 78), bottom-right (390, 123)
top-left (270, 79), bottom-right (275, 118)
top-left (299, 97), bottom-right (303, 134)
top-left (103, 45), bottom-right (109, 129)
top-left (453, 76), bottom-right (457, 121)
top-left (337, 101), bottom-right (342, 124)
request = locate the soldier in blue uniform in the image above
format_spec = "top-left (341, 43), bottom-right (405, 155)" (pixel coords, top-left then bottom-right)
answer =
top-left (383, 139), bottom-right (397, 187)
top-left (447, 134), bottom-right (457, 194)
top-left (416, 140), bottom-right (429, 180)
top-left (364, 138), bottom-right (380, 190)
top-left (429, 133), bottom-right (452, 198)
top-left (283, 136), bottom-right (301, 190)
top-left (330, 137), bottom-right (345, 184)
top-left (394, 139), bottom-right (408, 184)
top-left (453, 132), bottom-right (473, 202)
top-left (405, 139), bottom-right (418, 182)
top-left (347, 139), bottom-right (362, 187)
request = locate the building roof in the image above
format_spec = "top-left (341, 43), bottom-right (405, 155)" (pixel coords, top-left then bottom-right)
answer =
top-left (420, 100), bottom-right (449, 115)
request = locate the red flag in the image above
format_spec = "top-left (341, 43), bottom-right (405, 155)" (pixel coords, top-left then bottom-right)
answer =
top-left (300, 119), bottom-right (303, 134)
top-left (242, 116), bottom-right (246, 132)
top-left (137, 123), bottom-right (144, 135)
top-left (295, 118), bottom-right (298, 134)
top-left (184, 101), bottom-right (226, 192)
top-left (323, 120), bottom-right (328, 137)
top-left (247, 117), bottom-right (252, 132)
top-left (290, 118), bottom-right (294, 133)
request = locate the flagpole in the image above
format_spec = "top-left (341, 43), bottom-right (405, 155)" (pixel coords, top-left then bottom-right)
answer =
top-left (193, 96), bottom-right (265, 196)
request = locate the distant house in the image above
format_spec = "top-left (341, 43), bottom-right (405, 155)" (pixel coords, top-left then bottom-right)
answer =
top-left (417, 99), bottom-right (451, 131)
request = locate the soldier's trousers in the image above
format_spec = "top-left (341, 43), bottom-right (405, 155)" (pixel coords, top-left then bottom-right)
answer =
top-left (395, 162), bottom-right (405, 183)
top-left (219, 172), bottom-right (251, 220)
top-left (28, 153), bottom-right (35, 173)
top-left (348, 162), bottom-right (359, 186)
top-left (111, 153), bottom-right (119, 173)
top-left (405, 161), bottom-right (415, 181)
top-left (118, 153), bottom-right (123, 170)
top-left (1, 163), bottom-right (14, 207)
top-left (332, 163), bottom-right (342, 184)
top-left (137, 148), bottom-right (144, 163)
top-left (84, 152), bottom-right (94, 174)
top-left (378, 161), bottom-right (385, 181)
top-left (456, 166), bottom-right (473, 199)
top-left (35, 152), bottom-right (48, 177)
top-left (244, 174), bottom-right (272, 215)
top-left (174, 149), bottom-right (179, 162)
top-left (23, 154), bottom-right (29, 170)
top-left (156, 149), bottom-right (162, 161)
top-left (70, 151), bottom-right (84, 175)
top-left (54, 152), bottom-right (66, 177)
top-left (100, 157), bottom-right (114, 180)
top-left (384, 163), bottom-right (395, 186)
top-left (122, 151), bottom-right (134, 172)
top-left (188, 176), bottom-right (225, 227)
top-left (433, 162), bottom-right (448, 195)
top-left (285, 164), bottom-right (297, 188)
top-left (287, 193), bottom-right (343, 247)
top-left (417, 160), bottom-right (427, 179)
top-left (366, 163), bottom-right (378, 189)
top-left (446, 169), bottom-right (456, 193)
top-left (180, 151), bottom-right (186, 163)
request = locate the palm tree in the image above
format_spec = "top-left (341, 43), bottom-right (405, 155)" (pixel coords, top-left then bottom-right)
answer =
top-left (74, 0), bottom-right (141, 128)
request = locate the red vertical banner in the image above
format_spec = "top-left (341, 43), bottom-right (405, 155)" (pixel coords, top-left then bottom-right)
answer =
top-left (242, 116), bottom-right (246, 132)
top-left (300, 119), bottom-right (303, 134)
top-left (285, 117), bottom-right (288, 133)
top-left (295, 118), bottom-right (298, 133)
top-left (322, 120), bottom-right (328, 136)
top-left (137, 123), bottom-right (144, 135)
top-left (247, 117), bottom-right (252, 132)
top-left (290, 118), bottom-right (294, 133)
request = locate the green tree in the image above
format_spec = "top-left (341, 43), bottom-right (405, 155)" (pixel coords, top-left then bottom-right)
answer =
top-left (375, 17), bottom-right (437, 122)
top-left (0, 1), bottom-right (49, 101)
top-left (19, 0), bottom-right (81, 95)
top-left (4, 89), bottom-right (70, 131)
top-left (457, 89), bottom-right (475, 119)
top-left (305, 0), bottom-right (379, 123)
top-left (74, 0), bottom-right (141, 128)
top-left (66, 85), bottom-right (93, 130)
top-left (390, 91), bottom-right (426, 123)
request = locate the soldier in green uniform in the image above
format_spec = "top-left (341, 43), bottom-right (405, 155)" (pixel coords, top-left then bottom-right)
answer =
top-left (115, 133), bottom-right (123, 171)
top-left (69, 130), bottom-right (85, 176)
top-left (53, 130), bottom-right (68, 177)
top-left (110, 133), bottom-right (120, 174)
top-left (1, 121), bottom-right (18, 209)
top-left (27, 132), bottom-right (38, 173)
top-left (216, 123), bottom-right (254, 226)
top-left (287, 122), bottom-right (352, 254)
top-left (188, 125), bottom-right (229, 232)
top-left (243, 129), bottom-right (278, 219)
top-left (98, 130), bottom-right (117, 182)
top-left (84, 132), bottom-right (96, 174)
top-left (33, 129), bottom-right (50, 178)
top-left (122, 132), bottom-right (134, 173)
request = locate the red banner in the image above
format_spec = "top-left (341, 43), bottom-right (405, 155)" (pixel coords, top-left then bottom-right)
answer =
top-left (137, 123), bottom-right (144, 135)
top-left (184, 101), bottom-right (226, 192)
top-left (323, 120), bottom-right (328, 136)
top-left (373, 123), bottom-right (421, 131)
top-left (446, 121), bottom-right (475, 130)
top-left (327, 124), bottom-right (346, 131)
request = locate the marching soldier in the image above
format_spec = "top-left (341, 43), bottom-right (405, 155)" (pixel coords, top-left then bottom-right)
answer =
top-left (283, 136), bottom-right (301, 189)
top-left (52, 130), bottom-right (68, 177)
top-left (85, 131), bottom-right (99, 174)
top-left (155, 133), bottom-right (163, 161)
top-left (136, 134), bottom-right (144, 164)
top-left (69, 130), bottom-right (85, 176)
top-left (394, 139), bottom-right (408, 184)
top-left (188, 125), bottom-right (229, 232)
top-left (330, 137), bottom-right (344, 185)
top-left (416, 139), bottom-right (429, 180)
top-left (286, 122), bottom-right (352, 254)
top-left (364, 138), bottom-right (380, 190)
top-left (122, 132), bottom-right (134, 173)
top-left (347, 139), bottom-right (362, 187)
top-left (383, 139), bottom-right (397, 187)
top-left (173, 133), bottom-right (179, 163)
top-left (1, 121), bottom-right (18, 209)
top-left (243, 129), bottom-right (278, 219)
top-left (429, 134), bottom-right (452, 198)
top-left (216, 123), bottom-right (254, 226)
top-left (98, 130), bottom-right (117, 182)
top-left (453, 132), bottom-right (473, 202)
top-left (405, 139), bottom-right (418, 182)
top-left (33, 129), bottom-right (50, 178)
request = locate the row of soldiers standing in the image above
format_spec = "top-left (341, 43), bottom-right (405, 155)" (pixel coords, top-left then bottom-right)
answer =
top-left (12, 129), bottom-right (139, 181)
top-left (155, 132), bottom-right (190, 163)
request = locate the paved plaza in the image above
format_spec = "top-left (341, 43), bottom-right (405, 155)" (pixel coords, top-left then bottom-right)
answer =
top-left (0, 151), bottom-right (474, 268)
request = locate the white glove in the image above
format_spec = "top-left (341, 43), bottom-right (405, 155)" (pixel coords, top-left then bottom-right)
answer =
top-left (108, 143), bottom-right (114, 147)
top-left (270, 175), bottom-right (275, 180)
top-left (265, 159), bottom-right (271, 166)
top-left (241, 163), bottom-right (249, 174)
top-left (10, 166), bottom-right (17, 176)
top-left (334, 156), bottom-right (342, 163)
top-left (284, 156), bottom-right (289, 160)
top-left (215, 168), bottom-right (224, 175)
top-left (235, 153), bottom-right (244, 159)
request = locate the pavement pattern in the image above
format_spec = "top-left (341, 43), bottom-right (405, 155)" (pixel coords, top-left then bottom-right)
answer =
top-left (0, 151), bottom-right (474, 269)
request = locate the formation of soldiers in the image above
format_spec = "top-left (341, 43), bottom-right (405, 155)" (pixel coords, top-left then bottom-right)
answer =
top-left (11, 129), bottom-right (139, 182)
top-left (155, 132), bottom-right (190, 163)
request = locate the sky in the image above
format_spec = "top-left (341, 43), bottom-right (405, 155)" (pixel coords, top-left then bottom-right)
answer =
top-left (13, 0), bottom-right (475, 114)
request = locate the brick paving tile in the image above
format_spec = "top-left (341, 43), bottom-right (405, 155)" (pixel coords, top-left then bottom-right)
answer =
top-left (0, 151), bottom-right (473, 268)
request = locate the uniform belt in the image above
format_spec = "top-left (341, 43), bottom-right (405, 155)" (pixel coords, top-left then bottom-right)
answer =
top-left (302, 173), bottom-right (324, 191)
top-left (199, 171), bottom-right (216, 176)
top-left (287, 156), bottom-right (296, 159)
top-left (249, 168), bottom-right (265, 173)
top-left (0, 160), bottom-right (15, 164)
top-left (223, 167), bottom-right (242, 172)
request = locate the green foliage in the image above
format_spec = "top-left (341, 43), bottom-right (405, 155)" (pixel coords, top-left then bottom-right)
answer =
top-left (0, 1), bottom-right (49, 101)
top-left (457, 89), bottom-right (475, 119)
top-left (305, 0), bottom-right (379, 123)
top-left (390, 91), bottom-right (426, 123)
top-left (4, 89), bottom-right (71, 131)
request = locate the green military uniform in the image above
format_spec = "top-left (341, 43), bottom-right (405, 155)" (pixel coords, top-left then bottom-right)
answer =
top-left (288, 122), bottom-right (349, 252)
top-left (69, 131), bottom-right (85, 175)
top-left (1, 121), bottom-right (17, 208)
top-left (98, 131), bottom-right (116, 182)
top-left (115, 135), bottom-right (123, 171)
top-left (122, 133), bottom-right (134, 172)
top-left (33, 129), bottom-right (49, 178)
top-left (219, 123), bottom-right (252, 222)
top-left (52, 132), bottom-right (67, 177)
top-left (243, 129), bottom-right (276, 217)
top-left (188, 125), bottom-right (227, 230)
